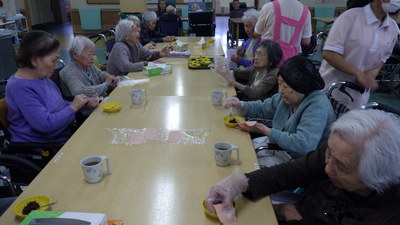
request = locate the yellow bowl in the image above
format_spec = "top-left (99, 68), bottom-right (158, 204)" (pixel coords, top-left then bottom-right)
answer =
top-left (102, 102), bottom-right (122, 113)
top-left (207, 39), bottom-right (215, 43)
top-left (202, 199), bottom-right (236, 219)
top-left (14, 195), bottom-right (51, 218)
top-left (223, 115), bottom-right (245, 128)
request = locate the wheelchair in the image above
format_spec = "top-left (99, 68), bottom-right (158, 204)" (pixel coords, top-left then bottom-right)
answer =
top-left (376, 52), bottom-right (400, 97)
top-left (227, 2), bottom-right (247, 48)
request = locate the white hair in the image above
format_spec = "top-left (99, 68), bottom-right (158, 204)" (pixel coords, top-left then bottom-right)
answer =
top-left (127, 15), bottom-right (140, 25)
top-left (69, 36), bottom-right (95, 58)
top-left (242, 8), bottom-right (259, 26)
top-left (166, 5), bottom-right (176, 14)
top-left (115, 19), bottom-right (135, 42)
top-left (330, 109), bottom-right (400, 193)
top-left (142, 11), bottom-right (157, 24)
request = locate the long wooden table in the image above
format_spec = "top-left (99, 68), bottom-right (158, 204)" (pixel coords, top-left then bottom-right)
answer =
top-left (0, 42), bottom-right (278, 225)
top-left (156, 36), bottom-right (225, 56)
top-left (126, 58), bottom-right (236, 97)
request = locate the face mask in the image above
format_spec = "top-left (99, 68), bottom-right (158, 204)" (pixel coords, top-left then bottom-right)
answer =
top-left (382, 1), bottom-right (400, 13)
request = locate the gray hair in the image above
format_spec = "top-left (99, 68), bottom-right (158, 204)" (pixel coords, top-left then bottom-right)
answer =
top-left (166, 5), bottom-right (176, 14)
top-left (127, 15), bottom-right (140, 25)
top-left (330, 109), bottom-right (400, 193)
top-left (69, 35), bottom-right (95, 58)
top-left (115, 19), bottom-right (135, 42)
top-left (142, 11), bottom-right (157, 24)
top-left (242, 8), bottom-right (259, 26)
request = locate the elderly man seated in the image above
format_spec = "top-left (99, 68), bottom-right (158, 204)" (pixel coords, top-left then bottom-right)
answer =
top-left (206, 109), bottom-right (400, 224)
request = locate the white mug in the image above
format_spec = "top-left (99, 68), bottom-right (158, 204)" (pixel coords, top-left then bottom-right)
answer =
top-left (211, 90), bottom-right (227, 106)
top-left (213, 142), bottom-right (240, 167)
top-left (130, 89), bottom-right (147, 105)
top-left (80, 155), bottom-right (112, 183)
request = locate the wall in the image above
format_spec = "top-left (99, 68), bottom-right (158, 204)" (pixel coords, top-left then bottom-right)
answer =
top-left (70, 0), bottom-right (120, 9)
top-left (300, 0), bottom-right (346, 7)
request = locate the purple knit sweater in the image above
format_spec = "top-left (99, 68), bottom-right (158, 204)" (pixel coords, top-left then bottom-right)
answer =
top-left (5, 75), bottom-right (75, 142)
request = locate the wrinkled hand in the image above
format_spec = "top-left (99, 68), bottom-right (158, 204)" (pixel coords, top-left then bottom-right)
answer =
top-left (160, 45), bottom-right (171, 57)
top-left (236, 46), bottom-right (243, 55)
top-left (355, 71), bottom-right (378, 90)
top-left (230, 55), bottom-right (241, 63)
top-left (86, 97), bottom-right (99, 108)
top-left (70, 94), bottom-right (90, 112)
top-left (273, 203), bottom-right (303, 222)
top-left (236, 121), bottom-right (270, 136)
top-left (163, 36), bottom-right (175, 42)
top-left (106, 75), bottom-right (119, 87)
top-left (205, 168), bottom-right (248, 214)
top-left (144, 43), bottom-right (157, 50)
top-left (225, 97), bottom-right (244, 112)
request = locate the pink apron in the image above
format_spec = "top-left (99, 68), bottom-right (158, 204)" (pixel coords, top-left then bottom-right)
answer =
top-left (272, 1), bottom-right (308, 66)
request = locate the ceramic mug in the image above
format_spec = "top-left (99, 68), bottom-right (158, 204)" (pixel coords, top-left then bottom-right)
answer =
top-left (213, 142), bottom-right (240, 167)
top-left (130, 89), bottom-right (147, 105)
top-left (211, 90), bottom-right (227, 106)
top-left (80, 155), bottom-right (112, 183)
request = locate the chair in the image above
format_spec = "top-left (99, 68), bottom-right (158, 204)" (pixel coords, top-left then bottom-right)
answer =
top-left (314, 7), bottom-right (335, 32)
top-left (188, 10), bottom-right (214, 36)
top-left (78, 8), bottom-right (102, 31)
top-left (376, 53), bottom-right (400, 96)
top-left (326, 81), bottom-right (365, 118)
top-left (0, 154), bottom-right (41, 216)
top-left (227, 2), bottom-right (247, 47)
top-left (158, 17), bottom-right (182, 36)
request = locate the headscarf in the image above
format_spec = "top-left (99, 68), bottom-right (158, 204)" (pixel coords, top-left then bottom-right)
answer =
top-left (278, 56), bottom-right (325, 94)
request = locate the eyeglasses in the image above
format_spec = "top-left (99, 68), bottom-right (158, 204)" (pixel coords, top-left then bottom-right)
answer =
top-left (254, 51), bottom-right (266, 57)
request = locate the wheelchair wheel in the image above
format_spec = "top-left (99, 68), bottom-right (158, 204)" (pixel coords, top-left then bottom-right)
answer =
top-left (390, 64), bottom-right (400, 97)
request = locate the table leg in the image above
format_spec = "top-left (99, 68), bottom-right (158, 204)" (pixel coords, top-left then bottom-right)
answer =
top-left (235, 23), bottom-right (239, 45)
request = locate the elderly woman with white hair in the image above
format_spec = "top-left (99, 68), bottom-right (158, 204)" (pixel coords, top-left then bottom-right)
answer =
top-left (127, 15), bottom-right (156, 50)
top-left (140, 10), bottom-right (175, 46)
top-left (230, 9), bottom-right (261, 67)
top-left (107, 19), bottom-right (170, 76)
top-left (159, 5), bottom-right (182, 36)
top-left (206, 109), bottom-right (400, 224)
top-left (60, 36), bottom-right (119, 99)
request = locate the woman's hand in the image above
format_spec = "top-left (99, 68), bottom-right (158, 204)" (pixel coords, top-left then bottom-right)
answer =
top-left (160, 45), bottom-right (171, 57)
top-left (163, 36), bottom-right (175, 42)
top-left (205, 168), bottom-right (248, 214)
top-left (230, 55), bottom-right (241, 63)
top-left (236, 46), bottom-right (243, 55)
top-left (144, 43), bottom-right (157, 50)
top-left (273, 203), bottom-right (303, 222)
top-left (86, 98), bottom-right (99, 108)
top-left (70, 94), bottom-right (90, 112)
top-left (106, 75), bottom-right (119, 87)
top-left (355, 71), bottom-right (378, 90)
top-left (236, 120), bottom-right (270, 136)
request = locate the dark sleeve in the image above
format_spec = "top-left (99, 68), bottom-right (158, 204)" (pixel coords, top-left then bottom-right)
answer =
top-left (152, 30), bottom-right (166, 43)
top-left (242, 143), bottom-right (328, 200)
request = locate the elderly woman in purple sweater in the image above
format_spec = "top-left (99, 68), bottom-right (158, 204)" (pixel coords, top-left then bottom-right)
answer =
top-left (5, 31), bottom-right (98, 143)
top-left (107, 19), bottom-right (170, 76)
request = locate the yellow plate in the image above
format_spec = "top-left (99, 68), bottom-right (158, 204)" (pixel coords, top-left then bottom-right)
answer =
top-left (207, 39), bottom-right (215, 43)
top-left (102, 102), bottom-right (122, 113)
top-left (14, 195), bottom-right (51, 218)
top-left (223, 115), bottom-right (245, 128)
top-left (202, 199), bottom-right (236, 219)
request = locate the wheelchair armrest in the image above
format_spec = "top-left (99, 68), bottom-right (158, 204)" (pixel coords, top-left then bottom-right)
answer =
top-left (255, 143), bottom-right (284, 154)
top-left (6, 142), bottom-right (63, 153)
top-left (0, 175), bottom-right (17, 196)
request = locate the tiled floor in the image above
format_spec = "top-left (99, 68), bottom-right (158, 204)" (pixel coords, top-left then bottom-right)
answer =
top-left (41, 18), bottom-right (400, 110)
